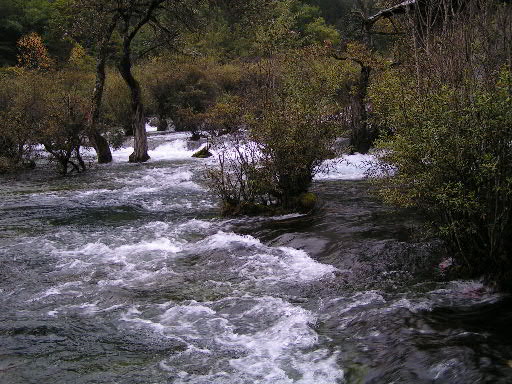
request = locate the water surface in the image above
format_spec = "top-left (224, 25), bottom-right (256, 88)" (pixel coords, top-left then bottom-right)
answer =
top-left (1, 133), bottom-right (511, 384)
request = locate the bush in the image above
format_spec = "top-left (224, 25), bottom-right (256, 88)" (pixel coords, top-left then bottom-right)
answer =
top-left (0, 72), bottom-right (35, 173)
top-left (38, 69), bottom-right (93, 174)
top-left (0, 69), bottom-right (93, 175)
top-left (0, 70), bottom-right (51, 173)
top-left (371, 67), bottom-right (512, 288)
top-left (369, 0), bottom-right (512, 289)
top-left (206, 47), bottom-right (348, 214)
top-left (142, 56), bottom-right (243, 135)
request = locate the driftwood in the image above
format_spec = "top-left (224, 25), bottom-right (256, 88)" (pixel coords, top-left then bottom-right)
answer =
top-left (369, 0), bottom-right (511, 26)
top-left (368, 0), bottom-right (418, 24)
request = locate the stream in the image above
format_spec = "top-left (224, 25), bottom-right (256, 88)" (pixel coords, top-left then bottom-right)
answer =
top-left (1, 132), bottom-right (511, 384)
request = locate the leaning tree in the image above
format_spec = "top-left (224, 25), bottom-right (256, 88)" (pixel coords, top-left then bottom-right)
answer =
top-left (71, 0), bottom-right (203, 163)
top-left (114, 0), bottom-right (203, 162)
top-left (65, 0), bottom-right (121, 163)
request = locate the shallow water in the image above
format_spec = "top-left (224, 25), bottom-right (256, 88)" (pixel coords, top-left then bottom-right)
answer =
top-left (1, 133), bottom-right (511, 384)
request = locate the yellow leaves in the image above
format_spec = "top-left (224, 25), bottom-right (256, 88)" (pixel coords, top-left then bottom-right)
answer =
top-left (0, 66), bottom-right (25, 79)
top-left (68, 43), bottom-right (94, 71)
top-left (17, 32), bottom-right (55, 71)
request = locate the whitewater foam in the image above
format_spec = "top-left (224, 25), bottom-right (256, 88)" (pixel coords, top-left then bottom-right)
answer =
top-left (194, 231), bottom-right (337, 286)
top-left (315, 153), bottom-right (375, 181)
top-left (112, 139), bottom-right (198, 163)
top-left (123, 296), bottom-right (343, 384)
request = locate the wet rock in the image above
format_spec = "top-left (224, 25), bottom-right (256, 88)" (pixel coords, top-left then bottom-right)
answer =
top-left (297, 192), bottom-right (317, 212)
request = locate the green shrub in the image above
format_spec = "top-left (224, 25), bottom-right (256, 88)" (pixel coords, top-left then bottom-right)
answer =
top-left (207, 47), bottom-right (348, 214)
top-left (0, 69), bottom-right (93, 175)
top-left (368, 0), bottom-right (512, 289)
top-left (0, 70), bottom-right (42, 172)
top-left (371, 68), bottom-right (512, 288)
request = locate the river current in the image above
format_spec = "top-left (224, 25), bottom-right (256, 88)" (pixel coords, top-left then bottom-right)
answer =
top-left (1, 133), bottom-right (511, 383)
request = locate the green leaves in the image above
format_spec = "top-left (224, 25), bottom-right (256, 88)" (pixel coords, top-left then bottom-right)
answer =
top-left (371, 65), bottom-right (512, 284)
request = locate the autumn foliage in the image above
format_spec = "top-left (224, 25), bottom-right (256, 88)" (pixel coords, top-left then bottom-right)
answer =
top-left (17, 32), bottom-right (54, 71)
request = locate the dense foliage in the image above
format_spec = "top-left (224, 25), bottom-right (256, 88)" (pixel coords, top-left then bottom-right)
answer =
top-left (207, 48), bottom-right (351, 214)
top-left (0, 0), bottom-right (348, 171)
top-left (369, 0), bottom-right (512, 288)
top-left (0, 68), bottom-right (93, 174)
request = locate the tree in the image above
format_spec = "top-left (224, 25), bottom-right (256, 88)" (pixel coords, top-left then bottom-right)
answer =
top-left (330, 0), bottom-right (399, 153)
top-left (0, 0), bottom-right (24, 66)
top-left (207, 47), bottom-right (348, 215)
top-left (113, 0), bottom-right (202, 162)
top-left (333, 40), bottom-right (382, 153)
top-left (17, 32), bottom-right (54, 71)
top-left (65, 0), bottom-right (122, 164)
top-left (87, 11), bottom-right (119, 164)
top-left (0, 0), bottom-right (61, 66)
top-left (116, 1), bottom-right (160, 163)
top-left (87, 16), bottom-right (118, 164)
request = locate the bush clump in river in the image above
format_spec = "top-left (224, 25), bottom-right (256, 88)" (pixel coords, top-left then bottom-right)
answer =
top-left (206, 47), bottom-right (349, 215)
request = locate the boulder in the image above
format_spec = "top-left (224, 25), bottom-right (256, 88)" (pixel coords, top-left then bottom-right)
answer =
top-left (192, 146), bottom-right (213, 158)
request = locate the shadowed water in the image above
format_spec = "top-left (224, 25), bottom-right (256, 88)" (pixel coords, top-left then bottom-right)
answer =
top-left (1, 133), bottom-right (511, 384)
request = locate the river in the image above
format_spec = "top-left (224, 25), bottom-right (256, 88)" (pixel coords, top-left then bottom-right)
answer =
top-left (1, 133), bottom-right (511, 383)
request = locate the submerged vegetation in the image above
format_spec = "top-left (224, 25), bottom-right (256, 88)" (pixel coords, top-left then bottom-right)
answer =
top-left (0, 0), bottom-right (512, 289)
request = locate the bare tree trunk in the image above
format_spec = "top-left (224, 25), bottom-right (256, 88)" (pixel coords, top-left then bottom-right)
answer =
top-left (347, 6), bottom-right (377, 153)
top-left (118, 36), bottom-right (149, 163)
top-left (87, 16), bottom-right (118, 164)
top-left (88, 57), bottom-right (113, 163)
top-left (114, 0), bottom-right (169, 163)
top-left (350, 65), bottom-right (373, 153)
top-left (157, 115), bottom-right (168, 131)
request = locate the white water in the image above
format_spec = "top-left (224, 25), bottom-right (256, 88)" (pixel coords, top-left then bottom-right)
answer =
top-left (10, 134), bottom-right (347, 381)
top-left (315, 154), bottom-right (375, 181)
top-left (112, 137), bottom-right (198, 163)
top-left (146, 122), bottom-right (158, 132)
top-left (26, 218), bottom-right (345, 382)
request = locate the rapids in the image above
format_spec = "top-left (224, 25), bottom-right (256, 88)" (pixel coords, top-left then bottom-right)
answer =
top-left (1, 133), bottom-right (511, 384)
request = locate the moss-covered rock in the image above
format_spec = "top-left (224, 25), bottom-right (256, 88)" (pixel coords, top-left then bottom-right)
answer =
top-left (297, 192), bottom-right (317, 212)
top-left (192, 146), bottom-right (213, 158)
top-left (0, 156), bottom-right (27, 174)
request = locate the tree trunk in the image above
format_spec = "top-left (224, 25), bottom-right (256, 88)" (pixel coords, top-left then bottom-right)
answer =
top-left (88, 58), bottom-right (113, 163)
top-left (118, 41), bottom-right (149, 163)
top-left (348, 15), bottom-right (376, 154)
top-left (129, 99), bottom-right (149, 162)
top-left (157, 115), bottom-right (168, 131)
top-left (87, 16), bottom-right (118, 164)
top-left (115, 1), bottom-right (166, 163)
top-left (90, 129), bottom-right (112, 163)
top-left (350, 65), bottom-right (373, 154)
